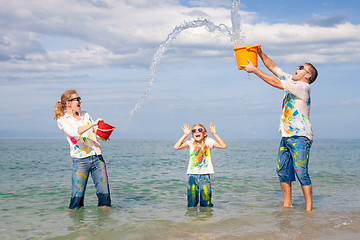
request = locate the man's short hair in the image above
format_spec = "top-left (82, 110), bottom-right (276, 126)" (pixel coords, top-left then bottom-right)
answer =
top-left (305, 63), bottom-right (318, 84)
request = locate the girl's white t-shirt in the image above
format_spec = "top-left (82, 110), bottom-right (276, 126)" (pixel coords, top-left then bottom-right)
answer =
top-left (185, 137), bottom-right (216, 174)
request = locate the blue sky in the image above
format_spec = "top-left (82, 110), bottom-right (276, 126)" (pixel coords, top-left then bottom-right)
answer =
top-left (1, 0), bottom-right (359, 139)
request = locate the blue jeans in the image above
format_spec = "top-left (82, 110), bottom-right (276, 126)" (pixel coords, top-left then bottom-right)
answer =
top-left (277, 136), bottom-right (313, 186)
top-left (187, 174), bottom-right (213, 207)
top-left (69, 154), bottom-right (111, 209)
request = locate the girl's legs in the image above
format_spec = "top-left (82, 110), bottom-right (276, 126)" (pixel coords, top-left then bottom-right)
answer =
top-left (187, 174), bottom-right (213, 207)
top-left (187, 174), bottom-right (199, 207)
top-left (199, 174), bottom-right (213, 207)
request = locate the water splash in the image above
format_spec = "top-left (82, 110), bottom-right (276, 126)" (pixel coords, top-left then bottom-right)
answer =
top-left (231, 0), bottom-right (245, 47)
top-left (126, 19), bottom-right (232, 125)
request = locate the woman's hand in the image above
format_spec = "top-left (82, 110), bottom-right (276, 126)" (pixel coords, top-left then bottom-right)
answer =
top-left (99, 136), bottom-right (109, 141)
top-left (94, 118), bottom-right (103, 126)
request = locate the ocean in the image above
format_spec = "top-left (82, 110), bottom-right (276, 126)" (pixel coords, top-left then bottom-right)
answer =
top-left (1, 138), bottom-right (359, 239)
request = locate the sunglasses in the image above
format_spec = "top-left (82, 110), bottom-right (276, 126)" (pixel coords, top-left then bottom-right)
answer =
top-left (191, 128), bottom-right (204, 133)
top-left (298, 65), bottom-right (310, 74)
top-left (68, 96), bottom-right (81, 102)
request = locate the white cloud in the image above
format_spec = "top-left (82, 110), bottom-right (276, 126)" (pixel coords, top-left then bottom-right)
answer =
top-left (1, 0), bottom-right (360, 73)
top-left (245, 22), bottom-right (360, 64)
top-left (342, 98), bottom-right (360, 105)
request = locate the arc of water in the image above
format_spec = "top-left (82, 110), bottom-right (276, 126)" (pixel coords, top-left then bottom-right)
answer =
top-left (127, 19), bottom-right (232, 125)
top-left (231, 0), bottom-right (245, 47)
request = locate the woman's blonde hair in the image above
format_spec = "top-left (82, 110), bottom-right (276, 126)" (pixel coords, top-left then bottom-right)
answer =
top-left (192, 123), bottom-right (208, 157)
top-left (54, 89), bottom-right (77, 120)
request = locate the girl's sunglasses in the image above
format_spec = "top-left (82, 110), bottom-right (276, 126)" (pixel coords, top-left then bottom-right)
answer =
top-left (68, 96), bottom-right (81, 102)
top-left (191, 128), bottom-right (204, 133)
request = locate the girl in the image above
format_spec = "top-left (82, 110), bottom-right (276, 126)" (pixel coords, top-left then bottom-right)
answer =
top-left (174, 123), bottom-right (226, 207)
top-left (54, 89), bottom-right (111, 209)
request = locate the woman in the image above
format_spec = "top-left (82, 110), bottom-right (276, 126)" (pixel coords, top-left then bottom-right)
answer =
top-left (54, 89), bottom-right (111, 209)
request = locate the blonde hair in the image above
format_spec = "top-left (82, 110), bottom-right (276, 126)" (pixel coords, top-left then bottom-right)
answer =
top-left (192, 123), bottom-right (207, 157)
top-left (54, 89), bottom-right (77, 120)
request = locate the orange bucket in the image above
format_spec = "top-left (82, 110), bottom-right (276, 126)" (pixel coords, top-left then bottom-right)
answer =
top-left (96, 121), bottom-right (115, 139)
top-left (233, 44), bottom-right (260, 70)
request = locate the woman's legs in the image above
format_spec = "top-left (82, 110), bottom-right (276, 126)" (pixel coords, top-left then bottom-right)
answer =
top-left (69, 157), bottom-right (90, 209)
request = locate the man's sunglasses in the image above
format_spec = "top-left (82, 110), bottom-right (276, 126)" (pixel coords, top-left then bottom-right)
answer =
top-left (298, 65), bottom-right (310, 74)
top-left (191, 128), bottom-right (204, 133)
top-left (68, 96), bottom-right (81, 102)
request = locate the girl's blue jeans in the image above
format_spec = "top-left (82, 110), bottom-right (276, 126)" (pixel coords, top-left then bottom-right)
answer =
top-left (187, 174), bottom-right (213, 207)
top-left (69, 154), bottom-right (111, 209)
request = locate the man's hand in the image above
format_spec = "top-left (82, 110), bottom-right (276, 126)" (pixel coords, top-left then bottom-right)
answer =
top-left (240, 59), bottom-right (257, 73)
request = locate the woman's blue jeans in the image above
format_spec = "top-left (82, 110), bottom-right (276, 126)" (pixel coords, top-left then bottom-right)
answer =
top-left (69, 154), bottom-right (111, 209)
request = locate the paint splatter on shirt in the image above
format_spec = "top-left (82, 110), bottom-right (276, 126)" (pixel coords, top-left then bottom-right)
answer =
top-left (186, 138), bottom-right (216, 174)
top-left (57, 111), bottom-right (102, 158)
top-left (276, 67), bottom-right (313, 140)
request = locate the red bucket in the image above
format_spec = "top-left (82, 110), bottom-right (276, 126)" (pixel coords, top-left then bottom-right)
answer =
top-left (96, 121), bottom-right (115, 139)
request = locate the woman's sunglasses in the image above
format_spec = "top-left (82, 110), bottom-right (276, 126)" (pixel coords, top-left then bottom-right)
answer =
top-left (68, 96), bottom-right (81, 102)
top-left (191, 128), bottom-right (204, 133)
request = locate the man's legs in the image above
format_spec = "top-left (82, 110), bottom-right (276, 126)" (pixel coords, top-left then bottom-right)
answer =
top-left (292, 137), bottom-right (313, 211)
top-left (301, 184), bottom-right (313, 211)
top-left (277, 138), bottom-right (296, 208)
top-left (280, 182), bottom-right (292, 207)
top-left (278, 136), bottom-right (313, 211)
top-left (280, 182), bottom-right (312, 211)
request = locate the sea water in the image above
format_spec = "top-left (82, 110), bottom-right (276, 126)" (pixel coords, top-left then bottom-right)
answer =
top-left (1, 138), bottom-right (359, 239)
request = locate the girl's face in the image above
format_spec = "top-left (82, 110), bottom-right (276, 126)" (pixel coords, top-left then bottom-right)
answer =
top-left (191, 125), bottom-right (207, 142)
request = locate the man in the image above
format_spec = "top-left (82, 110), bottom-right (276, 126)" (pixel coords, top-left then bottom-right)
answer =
top-left (241, 46), bottom-right (318, 211)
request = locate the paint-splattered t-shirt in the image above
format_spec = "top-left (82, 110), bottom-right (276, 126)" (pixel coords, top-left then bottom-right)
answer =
top-left (186, 138), bottom-right (216, 174)
top-left (276, 67), bottom-right (313, 140)
top-left (57, 112), bottom-right (102, 158)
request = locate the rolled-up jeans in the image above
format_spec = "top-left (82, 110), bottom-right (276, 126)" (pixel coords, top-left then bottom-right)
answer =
top-left (277, 136), bottom-right (312, 186)
top-left (69, 154), bottom-right (111, 209)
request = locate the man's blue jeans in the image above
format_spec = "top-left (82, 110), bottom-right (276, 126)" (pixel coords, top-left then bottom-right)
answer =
top-left (277, 136), bottom-right (313, 186)
top-left (69, 154), bottom-right (111, 209)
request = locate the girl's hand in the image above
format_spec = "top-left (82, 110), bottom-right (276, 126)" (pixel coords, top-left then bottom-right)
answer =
top-left (210, 123), bottom-right (216, 135)
top-left (182, 123), bottom-right (191, 136)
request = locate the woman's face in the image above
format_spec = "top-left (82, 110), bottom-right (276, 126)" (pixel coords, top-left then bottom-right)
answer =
top-left (67, 93), bottom-right (82, 114)
top-left (191, 125), bottom-right (207, 142)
